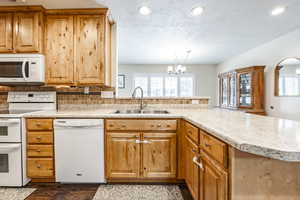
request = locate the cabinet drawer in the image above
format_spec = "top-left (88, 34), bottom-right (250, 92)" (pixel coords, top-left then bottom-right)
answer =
top-left (27, 158), bottom-right (54, 178)
top-left (27, 119), bottom-right (53, 131)
top-left (28, 131), bottom-right (53, 144)
top-left (106, 119), bottom-right (177, 131)
top-left (27, 145), bottom-right (53, 157)
top-left (185, 121), bottom-right (199, 144)
top-left (200, 130), bottom-right (228, 167)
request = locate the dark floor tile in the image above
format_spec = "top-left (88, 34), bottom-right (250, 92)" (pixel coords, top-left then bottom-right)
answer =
top-left (25, 183), bottom-right (98, 200)
top-left (25, 183), bottom-right (193, 200)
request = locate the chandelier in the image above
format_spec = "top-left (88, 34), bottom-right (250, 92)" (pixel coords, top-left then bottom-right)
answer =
top-left (167, 50), bottom-right (191, 75)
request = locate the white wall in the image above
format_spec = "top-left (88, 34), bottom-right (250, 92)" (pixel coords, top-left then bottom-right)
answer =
top-left (118, 64), bottom-right (217, 105)
top-left (217, 28), bottom-right (300, 121)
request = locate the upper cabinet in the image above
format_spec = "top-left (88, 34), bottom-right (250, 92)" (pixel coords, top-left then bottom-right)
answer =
top-left (75, 15), bottom-right (105, 85)
top-left (0, 13), bottom-right (13, 53)
top-left (45, 15), bottom-right (74, 84)
top-left (0, 6), bottom-right (44, 53)
top-left (0, 6), bottom-right (117, 87)
top-left (219, 66), bottom-right (265, 115)
top-left (14, 12), bottom-right (43, 53)
top-left (45, 9), bottom-right (116, 87)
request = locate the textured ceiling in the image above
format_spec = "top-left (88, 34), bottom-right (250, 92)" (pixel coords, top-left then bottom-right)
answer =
top-left (2, 0), bottom-right (300, 64)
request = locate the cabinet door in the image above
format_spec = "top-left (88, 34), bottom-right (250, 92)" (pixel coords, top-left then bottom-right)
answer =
top-left (142, 132), bottom-right (177, 178)
top-left (45, 15), bottom-right (74, 84)
top-left (200, 152), bottom-right (228, 200)
top-left (14, 12), bottom-right (42, 53)
top-left (238, 72), bottom-right (252, 107)
top-left (0, 13), bottom-right (13, 53)
top-left (106, 132), bottom-right (140, 178)
top-left (228, 72), bottom-right (237, 108)
top-left (185, 136), bottom-right (200, 200)
top-left (75, 15), bottom-right (105, 85)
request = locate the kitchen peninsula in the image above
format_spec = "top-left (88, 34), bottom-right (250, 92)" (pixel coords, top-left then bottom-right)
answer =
top-left (25, 107), bottom-right (300, 200)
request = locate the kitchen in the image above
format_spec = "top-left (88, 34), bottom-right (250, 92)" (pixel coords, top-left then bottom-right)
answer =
top-left (0, 0), bottom-right (300, 200)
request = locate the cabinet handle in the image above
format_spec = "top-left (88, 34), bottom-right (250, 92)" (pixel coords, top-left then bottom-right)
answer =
top-left (36, 123), bottom-right (41, 127)
top-left (36, 164), bottom-right (42, 169)
top-left (36, 136), bottom-right (42, 140)
top-left (142, 140), bottom-right (152, 144)
top-left (36, 149), bottom-right (41, 153)
top-left (157, 124), bottom-right (162, 128)
top-left (135, 139), bottom-right (142, 144)
top-left (193, 156), bottom-right (204, 171)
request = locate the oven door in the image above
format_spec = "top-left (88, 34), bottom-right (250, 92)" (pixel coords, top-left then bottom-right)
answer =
top-left (0, 119), bottom-right (21, 143)
top-left (0, 143), bottom-right (22, 186)
top-left (0, 59), bottom-right (30, 83)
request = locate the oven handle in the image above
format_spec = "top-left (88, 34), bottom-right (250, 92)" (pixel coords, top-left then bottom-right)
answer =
top-left (22, 60), bottom-right (29, 81)
top-left (0, 144), bottom-right (21, 154)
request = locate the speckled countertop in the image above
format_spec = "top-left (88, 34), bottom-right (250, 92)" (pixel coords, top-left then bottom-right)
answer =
top-left (24, 108), bottom-right (300, 162)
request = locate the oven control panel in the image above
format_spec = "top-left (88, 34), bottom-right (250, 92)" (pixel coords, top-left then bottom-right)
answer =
top-left (7, 92), bottom-right (56, 103)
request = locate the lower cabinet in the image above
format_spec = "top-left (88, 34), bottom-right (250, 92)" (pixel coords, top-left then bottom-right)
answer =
top-left (185, 136), bottom-right (200, 200)
top-left (183, 120), bottom-right (228, 200)
top-left (201, 151), bottom-right (228, 200)
top-left (26, 119), bottom-right (55, 181)
top-left (106, 132), bottom-right (140, 178)
top-left (106, 130), bottom-right (177, 180)
top-left (142, 132), bottom-right (177, 178)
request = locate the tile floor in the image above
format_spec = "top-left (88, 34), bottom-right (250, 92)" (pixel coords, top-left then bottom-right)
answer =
top-left (25, 183), bottom-right (193, 200)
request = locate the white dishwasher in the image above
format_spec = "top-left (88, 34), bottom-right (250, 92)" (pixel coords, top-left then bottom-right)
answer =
top-left (54, 119), bottom-right (106, 183)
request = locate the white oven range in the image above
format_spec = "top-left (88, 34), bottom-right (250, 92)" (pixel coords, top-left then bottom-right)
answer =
top-left (0, 92), bottom-right (56, 186)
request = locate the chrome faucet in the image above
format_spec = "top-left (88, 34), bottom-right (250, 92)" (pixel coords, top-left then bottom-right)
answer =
top-left (132, 86), bottom-right (146, 111)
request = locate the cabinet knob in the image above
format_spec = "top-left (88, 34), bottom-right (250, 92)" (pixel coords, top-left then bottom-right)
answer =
top-left (157, 124), bottom-right (162, 128)
top-left (36, 149), bottom-right (41, 153)
top-left (36, 136), bottom-right (42, 140)
top-left (37, 164), bottom-right (42, 169)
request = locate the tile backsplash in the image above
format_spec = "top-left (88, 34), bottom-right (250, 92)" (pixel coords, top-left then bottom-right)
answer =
top-left (0, 89), bottom-right (210, 110)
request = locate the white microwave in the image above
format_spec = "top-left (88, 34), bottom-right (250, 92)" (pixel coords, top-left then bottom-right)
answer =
top-left (0, 54), bottom-right (45, 86)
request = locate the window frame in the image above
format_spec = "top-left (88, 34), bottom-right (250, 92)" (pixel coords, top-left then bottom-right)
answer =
top-left (133, 73), bottom-right (195, 97)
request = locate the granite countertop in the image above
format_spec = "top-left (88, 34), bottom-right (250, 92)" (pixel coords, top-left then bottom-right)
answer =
top-left (24, 108), bottom-right (300, 162)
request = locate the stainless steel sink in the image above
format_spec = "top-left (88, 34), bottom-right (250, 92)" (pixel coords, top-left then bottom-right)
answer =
top-left (113, 109), bottom-right (170, 114)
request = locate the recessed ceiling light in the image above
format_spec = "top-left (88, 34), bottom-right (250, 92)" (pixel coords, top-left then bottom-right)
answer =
top-left (271, 6), bottom-right (286, 16)
top-left (139, 6), bottom-right (152, 15)
top-left (191, 6), bottom-right (204, 16)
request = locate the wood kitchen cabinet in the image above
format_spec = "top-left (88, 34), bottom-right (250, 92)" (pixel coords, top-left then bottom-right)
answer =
top-left (142, 132), bottom-right (177, 178)
top-left (182, 120), bottom-right (228, 200)
top-left (200, 151), bottom-right (228, 200)
top-left (219, 66), bottom-right (265, 115)
top-left (185, 135), bottom-right (200, 200)
top-left (14, 12), bottom-right (43, 53)
top-left (0, 6), bottom-right (44, 53)
top-left (45, 15), bottom-right (74, 84)
top-left (75, 15), bottom-right (105, 85)
top-left (26, 118), bottom-right (55, 182)
top-left (105, 119), bottom-right (177, 181)
top-left (45, 9), bottom-right (116, 87)
top-left (106, 132), bottom-right (140, 178)
top-left (0, 13), bottom-right (13, 53)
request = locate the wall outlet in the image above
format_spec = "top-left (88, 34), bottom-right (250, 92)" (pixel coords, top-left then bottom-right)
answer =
top-left (84, 87), bottom-right (89, 94)
top-left (101, 91), bottom-right (114, 98)
top-left (191, 100), bottom-right (199, 104)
